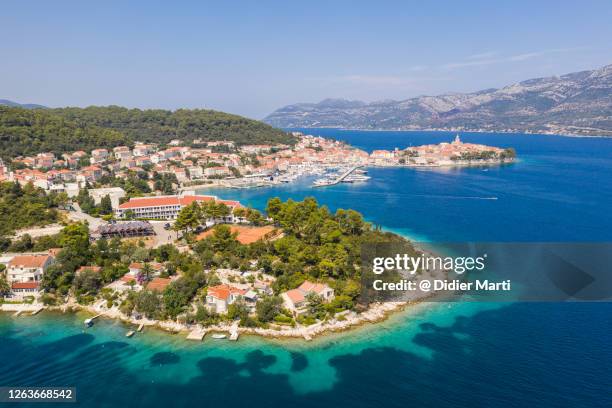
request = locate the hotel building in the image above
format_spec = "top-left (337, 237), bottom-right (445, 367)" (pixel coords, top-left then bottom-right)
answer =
top-left (115, 194), bottom-right (242, 220)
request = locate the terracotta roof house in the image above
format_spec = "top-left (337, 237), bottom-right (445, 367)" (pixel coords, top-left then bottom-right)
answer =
top-left (281, 280), bottom-right (335, 314)
top-left (10, 281), bottom-right (41, 298)
top-left (206, 284), bottom-right (247, 313)
top-left (146, 277), bottom-right (173, 292)
top-left (6, 254), bottom-right (53, 284)
top-left (128, 262), bottom-right (164, 276)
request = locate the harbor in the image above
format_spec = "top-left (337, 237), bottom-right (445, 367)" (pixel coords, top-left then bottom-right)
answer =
top-left (313, 166), bottom-right (370, 187)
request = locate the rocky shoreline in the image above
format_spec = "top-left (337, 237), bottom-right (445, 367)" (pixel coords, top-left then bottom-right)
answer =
top-left (46, 299), bottom-right (415, 341)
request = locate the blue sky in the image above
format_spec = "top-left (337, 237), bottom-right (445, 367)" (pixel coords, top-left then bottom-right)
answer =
top-left (2, 0), bottom-right (611, 118)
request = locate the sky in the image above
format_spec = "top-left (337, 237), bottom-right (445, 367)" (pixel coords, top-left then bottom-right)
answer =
top-left (2, 0), bottom-right (612, 119)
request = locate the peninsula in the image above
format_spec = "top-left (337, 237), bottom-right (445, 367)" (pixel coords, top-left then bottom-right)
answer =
top-left (0, 192), bottom-right (442, 340)
top-left (0, 106), bottom-right (511, 340)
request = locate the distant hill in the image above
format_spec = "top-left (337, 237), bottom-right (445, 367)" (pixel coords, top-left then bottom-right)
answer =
top-left (0, 99), bottom-right (47, 109)
top-left (0, 105), bottom-right (295, 159)
top-left (264, 64), bottom-right (612, 136)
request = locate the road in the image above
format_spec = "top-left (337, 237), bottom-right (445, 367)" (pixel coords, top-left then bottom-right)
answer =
top-left (14, 224), bottom-right (64, 239)
top-left (149, 221), bottom-right (177, 247)
top-left (68, 203), bottom-right (106, 231)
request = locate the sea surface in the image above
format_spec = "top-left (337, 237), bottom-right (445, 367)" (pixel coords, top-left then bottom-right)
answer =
top-left (2, 130), bottom-right (612, 407)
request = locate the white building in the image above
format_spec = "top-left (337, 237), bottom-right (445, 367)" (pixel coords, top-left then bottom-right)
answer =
top-left (115, 194), bottom-right (242, 220)
top-left (133, 144), bottom-right (155, 157)
top-left (187, 166), bottom-right (203, 179)
top-left (113, 146), bottom-right (132, 161)
top-left (204, 166), bottom-right (231, 177)
top-left (88, 187), bottom-right (126, 209)
top-left (6, 254), bottom-right (53, 284)
top-left (205, 284), bottom-right (246, 313)
top-left (91, 149), bottom-right (109, 164)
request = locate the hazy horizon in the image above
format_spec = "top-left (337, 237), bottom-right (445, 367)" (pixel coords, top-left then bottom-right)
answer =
top-left (3, 0), bottom-right (612, 119)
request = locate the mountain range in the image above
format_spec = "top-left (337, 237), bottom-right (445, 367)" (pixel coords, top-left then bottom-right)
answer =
top-left (0, 99), bottom-right (47, 109)
top-left (264, 64), bottom-right (612, 136)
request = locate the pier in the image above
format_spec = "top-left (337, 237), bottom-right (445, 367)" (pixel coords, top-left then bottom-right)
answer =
top-left (313, 166), bottom-right (361, 187)
top-left (186, 327), bottom-right (207, 341)
top-left (30, 307), bottom-right (44, 315)
top-left (229, 322), bottom-right (239, 341)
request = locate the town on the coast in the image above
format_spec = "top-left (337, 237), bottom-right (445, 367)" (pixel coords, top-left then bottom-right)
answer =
top-left (0, 133), bottom-right (515, 193)
top-left (0, 131), bottom-right (511, 340)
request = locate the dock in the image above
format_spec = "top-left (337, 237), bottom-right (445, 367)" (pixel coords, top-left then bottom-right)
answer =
top-left (30, 307), bottom-right (44, 315)
top-left (313, 166), bottom-right (361, 187)
top-left (186, 327), bottom-right (207, 341)
top-left (300, 327), bottom-right (312, 341)
top-left (229, 322), bottom-right (239, 341)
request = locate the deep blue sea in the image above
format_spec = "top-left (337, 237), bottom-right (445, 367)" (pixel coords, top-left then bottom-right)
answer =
top-left (1, 130), bottom-right (611, 408)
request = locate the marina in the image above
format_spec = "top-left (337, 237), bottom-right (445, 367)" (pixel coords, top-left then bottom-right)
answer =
top-left (313, 166), bottom-right (365, 187)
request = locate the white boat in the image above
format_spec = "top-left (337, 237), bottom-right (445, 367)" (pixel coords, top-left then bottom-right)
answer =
top-left (211, 334), bottom-right (227, 339)
top-left (313, 178), bottom-right (333, 187)
top-left (342, 174), bottom-right (371, 183)
top-left (126, 330), bottom-right (135, 338)
top-left (84, 314), bottom-right (101, 327)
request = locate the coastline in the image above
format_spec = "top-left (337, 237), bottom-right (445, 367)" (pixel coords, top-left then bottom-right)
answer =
top-left (45, 284), bottom-right (444, 341)
top-left (290, 127), bottom-right (612, 139)
top-left (2, 270), bottom-right (444, 343)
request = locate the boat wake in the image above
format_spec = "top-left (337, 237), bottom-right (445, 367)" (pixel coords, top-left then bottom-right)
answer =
top-left (322, 189), bottom-right (498, 200)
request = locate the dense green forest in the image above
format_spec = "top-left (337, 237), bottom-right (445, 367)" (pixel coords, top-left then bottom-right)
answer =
top-left (0, 106), bottom-right (126, 159)
top-left (0, 105), bottom-right (295, 159)
top-left (0, 182), bottom-right (65, 247)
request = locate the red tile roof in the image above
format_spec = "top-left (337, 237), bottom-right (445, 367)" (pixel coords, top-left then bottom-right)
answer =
top-left (11, 282), bottom-right (40, 290)
top-left (146, 277), bottom-right (172, 292)
top-left (120, 274), bottom-right (137, 283)
top-left (284, 288), bottom-right (305, 304)
top-left (299, 281), bottom-right (328, 295)
top-left (118, 195), bottom-right (216, 209)
top-left (8, 255), bottom-right (51, 269)
top-left (207, 284), bottom-right (246, 301)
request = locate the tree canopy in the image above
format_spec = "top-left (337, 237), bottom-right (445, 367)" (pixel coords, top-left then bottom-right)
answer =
top-left (0, 105), bottom-right (295, 159)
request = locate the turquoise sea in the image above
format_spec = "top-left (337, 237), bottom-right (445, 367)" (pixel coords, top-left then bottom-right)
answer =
top-left (2, 130), bottom-right (612, 407)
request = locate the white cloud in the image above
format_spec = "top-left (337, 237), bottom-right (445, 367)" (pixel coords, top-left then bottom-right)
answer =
top-left (465, 51), bottom-right (499, 60)
top-left (307, 73), bottom-right (451, 87)
top-left (442, 47), bottom-right (587, 70)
